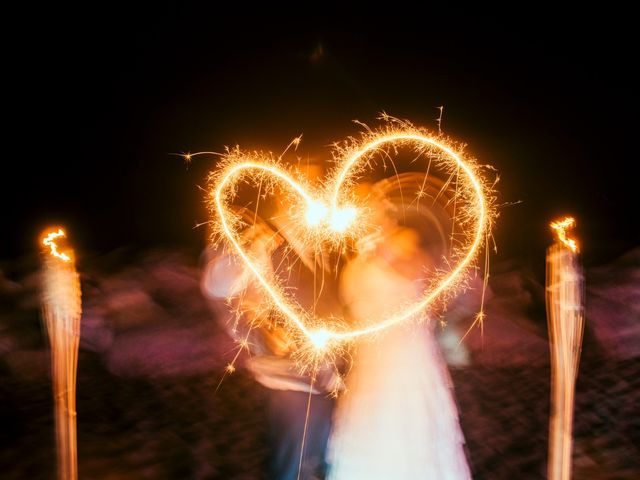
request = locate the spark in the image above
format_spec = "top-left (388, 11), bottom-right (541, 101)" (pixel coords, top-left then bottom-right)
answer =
top-left (172, 151), bottom-right (224, 166)
top-left (436, 105), bottom-right (444, 135)
top-left (214, 333), bottom-right (252, 394)
top-left (550, 216), bottom-right (578, 252)
top-left (296, 364), bottom-right (318, 480)
top-left (43, 229), bottom-right (71, 262)
top-left (280, 134), bottom-right (303, 159)
top-left (207, 119), bottom-right (496, 365)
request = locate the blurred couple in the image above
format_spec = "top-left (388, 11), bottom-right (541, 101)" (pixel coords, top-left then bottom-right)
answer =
top-left (202, 173), bottom-right (471, 479)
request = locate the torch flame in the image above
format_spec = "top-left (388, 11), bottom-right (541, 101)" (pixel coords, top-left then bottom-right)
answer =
top-left (43, 229), bottom-right (71, 262)
top-left (550, 217), bottom-right (578, 252)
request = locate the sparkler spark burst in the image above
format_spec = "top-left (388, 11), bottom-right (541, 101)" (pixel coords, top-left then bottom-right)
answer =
top-left (550, 217), bottom-right (578, 252)
top-left (207, 119), bottom-right (496, 363)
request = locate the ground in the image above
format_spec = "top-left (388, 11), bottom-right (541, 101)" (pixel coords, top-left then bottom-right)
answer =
top-left (1, 249), bottom-right (638, 479)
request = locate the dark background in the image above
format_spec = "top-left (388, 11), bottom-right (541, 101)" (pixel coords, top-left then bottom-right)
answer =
top-left (2, 10), bottom-right (639, 479)
top-left (4, 7), bottom-right (637, 268)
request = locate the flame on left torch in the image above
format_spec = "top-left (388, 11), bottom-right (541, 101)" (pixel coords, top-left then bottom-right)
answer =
top-left (546, 217), bottom-right (584, 480)
top-left (41, 228), bottom-right (82, 480)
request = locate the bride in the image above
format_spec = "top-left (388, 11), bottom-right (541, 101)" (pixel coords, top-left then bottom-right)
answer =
top-left (328, 179), bottom-right (472, 479)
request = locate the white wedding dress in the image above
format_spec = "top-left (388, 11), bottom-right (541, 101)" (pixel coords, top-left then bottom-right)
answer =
top-left (328, 248), bottom-right (471, 480)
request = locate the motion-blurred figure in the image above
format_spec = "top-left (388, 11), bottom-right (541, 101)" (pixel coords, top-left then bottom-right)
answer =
top-left (327, 183), bottom-right (471, 479)
top-left (202, 218), bottom-right (341, 480)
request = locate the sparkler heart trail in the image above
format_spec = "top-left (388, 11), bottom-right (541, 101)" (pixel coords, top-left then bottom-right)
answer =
top-left (206, 118), bottom-right (497, 367)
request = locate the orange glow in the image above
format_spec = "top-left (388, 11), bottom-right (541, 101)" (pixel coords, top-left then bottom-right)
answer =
top-left (309, 329), bottom-right (332, 350)
top-left (40, 227), bottom-right (81, 480)
top-left (550, 217), bottom-right (578, 252)
top-left (43, 229), bottom-right (71, 262)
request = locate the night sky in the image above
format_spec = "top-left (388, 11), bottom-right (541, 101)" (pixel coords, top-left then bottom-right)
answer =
top-left (5, 8), bottom-right (638, 268)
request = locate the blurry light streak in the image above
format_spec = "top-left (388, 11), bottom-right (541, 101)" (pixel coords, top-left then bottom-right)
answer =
top-left (546, 217), bottom-right (585, 480)
top-left (41, 228), bottom-right (82, 480)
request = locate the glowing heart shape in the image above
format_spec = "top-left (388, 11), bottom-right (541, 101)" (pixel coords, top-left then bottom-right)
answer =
top-left (209, 122), bottom-right (493, 349)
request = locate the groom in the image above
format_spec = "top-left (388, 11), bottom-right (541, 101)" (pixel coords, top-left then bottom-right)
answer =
top-left (201, 233), bottom-right (342, 480)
